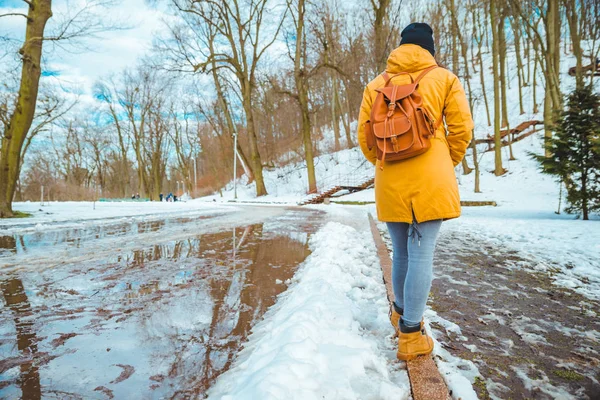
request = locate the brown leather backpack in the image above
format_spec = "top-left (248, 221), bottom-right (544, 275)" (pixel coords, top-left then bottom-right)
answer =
top-left (364, 65), bottom-right (441, 168)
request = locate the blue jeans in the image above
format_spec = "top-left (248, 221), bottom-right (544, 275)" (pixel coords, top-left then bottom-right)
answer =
top-left (386, 219), bottom-right (442, 327)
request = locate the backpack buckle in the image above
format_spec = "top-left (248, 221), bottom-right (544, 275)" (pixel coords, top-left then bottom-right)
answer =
top-left (387, 102), bottom-right (396, 117)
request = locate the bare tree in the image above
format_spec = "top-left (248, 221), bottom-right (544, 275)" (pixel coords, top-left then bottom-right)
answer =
top-left (94, 78), bottom-right (131, 197)
top-left (0, 0), bottom-right (122, 217)
top-left (490, 0), bottom-right (506, 175)
top-left (370, 0), bottom-right (403, 73)
top-left (171, 0), bottom-right (288, 197)
top-left (287, 0), bottom-right (317, 193)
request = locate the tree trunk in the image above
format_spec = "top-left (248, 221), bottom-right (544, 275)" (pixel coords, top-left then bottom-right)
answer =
top-left (373, 0), bottom-right (392, 73)
top-left (1, 279), bottom-right (42, 399)
top-left (582, 171), bottom-right (588, 220)
top-left (499, 17), bottom-right (509, 129)
top-left (533, 38), bottom-right (539, 114)
top-left (331, 76), bottom-right (341, 152)
top-left (526, 25), bottom-right (531, 85)
top-left (456, 4), bottom-right (473, 175)
top-left (471, 136), bottom-right (481, 193)
top-left (490, 0), bottom-right (505, 175)
top-left (544, 0), bottom-right (562, 145)
top-left (342, 90), bottom-right (355, 148)
top-left (293, 0), bottom-right (317, 194)
top-left (510, 16), bottom-right (526, 114)
top-left (242, 85), bottom-right (267, 196)
top-left (210, 54), bottom-right (255, 183)
top-left (0, 1), bottom-right (53, 217)
top-left (449, 0), bottom-right (460, 76)
top-left (337, 88), bottom-right (353, 148)
top-left (109, 105), bottom-right (129, 197)
top-left (565, 0), bottom-right (584, 90)
top-left (475, 9), bottom-right (491, 126)
top-left (498, 17), bottom-right (515, 160)
top-left (543, 86), bottom-right (552, 157)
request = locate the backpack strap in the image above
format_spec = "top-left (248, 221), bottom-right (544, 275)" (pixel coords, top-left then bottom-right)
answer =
top-left (381, 65), bottom-right (438, 86)
top-left (382, 71), bottom-right (412, 86)
top-left (414, 65), bottom-right (438, 84)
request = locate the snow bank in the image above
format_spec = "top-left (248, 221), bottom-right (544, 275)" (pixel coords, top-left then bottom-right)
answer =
top-left (207, 222), bottom-right (409, 400)
top-left (2, 200), bottom-right (232, 234)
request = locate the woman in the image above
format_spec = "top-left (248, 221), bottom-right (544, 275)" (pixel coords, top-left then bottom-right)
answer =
top-left (358, 23), bottom-right (473, 360)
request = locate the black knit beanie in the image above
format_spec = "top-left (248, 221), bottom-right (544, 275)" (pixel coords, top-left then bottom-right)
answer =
top-left (400, 23), bottom-right (435, 57)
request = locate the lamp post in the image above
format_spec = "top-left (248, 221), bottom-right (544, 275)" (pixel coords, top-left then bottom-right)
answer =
top-left (191, 156), bottom-right (197, 196)
top-left (233, 132), bottom-right (238, 200)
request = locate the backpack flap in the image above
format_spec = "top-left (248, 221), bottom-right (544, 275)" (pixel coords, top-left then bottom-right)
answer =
top-left (375, 83), bottom-right (417, 102)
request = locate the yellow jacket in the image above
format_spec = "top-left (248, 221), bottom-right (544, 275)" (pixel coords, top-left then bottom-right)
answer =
top-left (358, 44), bottom-right (474, 223)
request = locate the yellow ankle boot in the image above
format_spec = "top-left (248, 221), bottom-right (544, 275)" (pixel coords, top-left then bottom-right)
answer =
top-left (397, 319), bottom-right (434, 361)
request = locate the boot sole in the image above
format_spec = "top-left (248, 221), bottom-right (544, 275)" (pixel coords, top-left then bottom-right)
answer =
top-left (396, 348), bottom-right (433, 361)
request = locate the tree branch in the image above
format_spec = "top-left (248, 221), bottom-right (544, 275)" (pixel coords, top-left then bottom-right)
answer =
top-left (0, 13), bottom-right (30, 20)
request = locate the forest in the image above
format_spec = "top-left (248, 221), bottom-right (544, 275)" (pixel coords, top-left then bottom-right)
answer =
top-left (0, 0), bottom-right (599, 216)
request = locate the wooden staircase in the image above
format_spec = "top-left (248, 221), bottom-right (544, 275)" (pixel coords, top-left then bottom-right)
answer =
top-left (298, 174), bottom-right (375, 205)
top-left (475, 120), bottom-right (544, 152)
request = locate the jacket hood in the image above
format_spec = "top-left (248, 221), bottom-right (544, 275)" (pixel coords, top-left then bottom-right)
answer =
top-left (386, 44), bottom-right (437, 73)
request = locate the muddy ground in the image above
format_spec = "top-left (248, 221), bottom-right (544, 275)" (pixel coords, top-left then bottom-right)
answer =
top-left (430, 228), bottom-right (600, 400)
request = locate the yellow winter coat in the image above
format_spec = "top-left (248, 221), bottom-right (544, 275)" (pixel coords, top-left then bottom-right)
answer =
top-left (358, 44), bottom-right (474, 223)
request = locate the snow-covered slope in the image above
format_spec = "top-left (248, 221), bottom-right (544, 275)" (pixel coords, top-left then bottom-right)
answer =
top-left (201, 41), bottom-right (600, 301)
top-left (202, 146), bottom-right (373, 203)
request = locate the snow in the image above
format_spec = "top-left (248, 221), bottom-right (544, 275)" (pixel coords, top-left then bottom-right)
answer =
top-left (332, 123), bottom-right (600, 301)
top-left (197, 40), bottom-right (600, 301)
top-left (207, 222), bottom-right (410, 400)
top-left (201, 146), bottom-right (372, 205)
top-left (2, 200), bottom-right (233, 235)
top-left (511, 366), bottom-right (576, 399)
top-left (424, 309), bottom-right (481, 400)
top-left (2, 36), bottom-right (598, 399)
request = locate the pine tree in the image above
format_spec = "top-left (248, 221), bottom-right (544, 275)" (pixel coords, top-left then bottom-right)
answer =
top-left (535, 86), bottom-right (600, 220)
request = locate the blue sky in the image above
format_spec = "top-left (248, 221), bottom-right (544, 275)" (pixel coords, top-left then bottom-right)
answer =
top-left (0, 0), bottom-right (23, 7)
top-left (1, 0), bottom-right (166, 104)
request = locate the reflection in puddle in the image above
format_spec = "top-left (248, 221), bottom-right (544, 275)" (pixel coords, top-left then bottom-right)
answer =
top-left (0, 279), bottom-right (41, 400)
top-left (0, 209), bottom-right (321, 398)
top-left (0, 215), bottom-right (211, 257)
top-left (0, 236), bottom-right (16, 254)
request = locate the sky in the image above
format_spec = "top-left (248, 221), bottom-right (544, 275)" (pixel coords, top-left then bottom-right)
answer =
top-left (0, 0), bottom-right (167, 101)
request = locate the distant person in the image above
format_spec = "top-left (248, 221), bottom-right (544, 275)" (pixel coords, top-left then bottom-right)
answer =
top-left (168, 192), bottom-right (173, 202)
top-left (131, 194), bottom-right (135, 200)
top-left (159, 193), bottom-right (164, 202)
top-left (358, 23), bottom-right (473, 361)
top-left (135, 193), bottom-right (140, 200)
top-left (174, 195), bottom-right (178, 202)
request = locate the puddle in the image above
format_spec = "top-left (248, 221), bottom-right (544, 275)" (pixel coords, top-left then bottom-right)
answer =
top-left (0, 215), bottom-right (214, 257)
top-left (0, 208), bottom-right (323, 399)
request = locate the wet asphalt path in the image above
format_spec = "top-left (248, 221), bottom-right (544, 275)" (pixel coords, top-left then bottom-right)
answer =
top-left (0, 206), bottom-right (325, 399)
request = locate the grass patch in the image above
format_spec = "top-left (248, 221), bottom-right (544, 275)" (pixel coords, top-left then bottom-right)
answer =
top-left (12, 211), bottom-right (32, 218)
top-left (473, 376), bottom-right (491, 400)
top-left (553, 369), bottom-right (584, 381)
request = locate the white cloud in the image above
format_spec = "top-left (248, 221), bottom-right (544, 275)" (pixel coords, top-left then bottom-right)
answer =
top-left (2, 0), bottom-right (168, 95)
